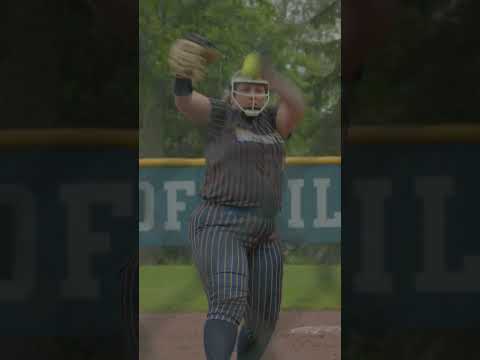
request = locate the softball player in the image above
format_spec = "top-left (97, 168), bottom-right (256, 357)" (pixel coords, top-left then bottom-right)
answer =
top-left (169, 34), bottom-right (305, 359)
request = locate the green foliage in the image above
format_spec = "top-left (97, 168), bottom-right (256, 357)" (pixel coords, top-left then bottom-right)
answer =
top-left (140, 0), bottom-right (341, 156)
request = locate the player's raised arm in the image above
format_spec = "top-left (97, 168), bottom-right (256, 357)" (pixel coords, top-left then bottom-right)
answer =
top-left (261, 56), bottom-right (306, 139)
top-left (174, 89), bottom-right (211, 124)
top-left (168, 34), bottom-right (222, 125)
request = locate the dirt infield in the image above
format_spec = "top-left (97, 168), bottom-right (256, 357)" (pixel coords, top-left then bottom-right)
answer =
top-left (140, 311), bottom-right (340, 360)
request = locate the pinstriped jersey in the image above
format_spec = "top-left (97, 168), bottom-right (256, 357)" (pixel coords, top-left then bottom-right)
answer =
top-left (200, 98), bottom-right (286, 214)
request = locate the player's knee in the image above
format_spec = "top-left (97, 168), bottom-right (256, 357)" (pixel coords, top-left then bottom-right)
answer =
top-left (208, 292), bottom-right (248, 325)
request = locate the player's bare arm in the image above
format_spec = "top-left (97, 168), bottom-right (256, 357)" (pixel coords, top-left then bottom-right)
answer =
top-left (263, 67), bottom-right (306, 139)
top-left (174, 91), bottom-right (211, 125)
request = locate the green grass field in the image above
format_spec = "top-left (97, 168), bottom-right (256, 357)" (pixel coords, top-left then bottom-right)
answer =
top-left (140, 265), bottom-right (340, 313)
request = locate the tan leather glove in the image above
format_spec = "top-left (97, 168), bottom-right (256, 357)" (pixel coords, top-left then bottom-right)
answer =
top-left (168, 33), bottom-right (221, 84)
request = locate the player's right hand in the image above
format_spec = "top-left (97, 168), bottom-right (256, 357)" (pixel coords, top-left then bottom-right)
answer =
top-left (168, 33), bottom-right (221, 84)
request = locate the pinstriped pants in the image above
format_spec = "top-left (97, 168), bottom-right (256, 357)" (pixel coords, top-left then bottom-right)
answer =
top-left (189, 201), bottom-right (284, 335)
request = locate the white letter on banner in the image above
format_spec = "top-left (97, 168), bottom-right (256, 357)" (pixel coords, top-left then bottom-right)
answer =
top-left (313, 178), bottom-right (341, 228)
top-left (415, 177), bottom-right (480, 292)
top-left (0, 185), bottom-right (36, 301)
top-left (139, 181), bottom-right (155, 232)
top-left (61, 183), bottom-right (132, 299)
top-left (353, 179), bottom-right (393, 293)
top-left (164, 181), bottom-right (195, 231)
top-left (288, 179), bottom-right (304, 228)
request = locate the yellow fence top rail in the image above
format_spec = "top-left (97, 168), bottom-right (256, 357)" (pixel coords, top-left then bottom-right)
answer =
top-left (140, 156), bottom-right (341, 167)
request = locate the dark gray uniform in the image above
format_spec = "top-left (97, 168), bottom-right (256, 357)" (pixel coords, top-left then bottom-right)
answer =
top-left (201, 98), bottom-right (286, 215)
top-left (188, 98), bottom-right (286, 356)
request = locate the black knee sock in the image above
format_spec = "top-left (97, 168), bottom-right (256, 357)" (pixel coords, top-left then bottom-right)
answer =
top-left (237, 325), bottom-right (275, 360)
top-left (204, 319), bottom-right (238, 360)
top-left (236, 326), bottom-right (255, 354)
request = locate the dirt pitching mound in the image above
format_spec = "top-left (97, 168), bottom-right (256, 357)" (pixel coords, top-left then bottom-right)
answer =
top-left (140, 310), bottom-right (340, 360)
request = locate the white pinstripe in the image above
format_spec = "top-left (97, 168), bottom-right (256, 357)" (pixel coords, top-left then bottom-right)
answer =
top-left (191, 202), bottom-right (211, 296)
top-left (202, 205), bottom-right (214, 293)
top-left (271, 239), bottom-right (279, 320)
top-left (257, 243), bottom-right (263, 333)
top-left (203, 204), bottom-right (219, 302)
top-left (189, 203), bottom-right (202, 268)
top-left (223, 223), bottom-right (229, 314)
top-left (233, 145), bottom-right (243, 203)
top-left (257, 117), bottom-right (277, 212)
top-left (209, 207), bottom-right (222, 306)
top-left (266, 244), bottom-right (273, 324)
top-left (215, 208), bottom-right (234, 319)
top-left (276, 239), bottom-right (284, 316)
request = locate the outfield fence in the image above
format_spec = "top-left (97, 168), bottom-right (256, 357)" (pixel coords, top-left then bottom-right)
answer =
top-left (139, 156), bottom-right (341, 249)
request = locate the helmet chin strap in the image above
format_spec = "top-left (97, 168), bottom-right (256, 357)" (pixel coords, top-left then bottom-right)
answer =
top-left (231, 94), bottom-right (269, 117)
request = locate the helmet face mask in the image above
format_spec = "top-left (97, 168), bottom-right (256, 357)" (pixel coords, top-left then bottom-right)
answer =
top-left (231, 71), bottom-right (270, 117)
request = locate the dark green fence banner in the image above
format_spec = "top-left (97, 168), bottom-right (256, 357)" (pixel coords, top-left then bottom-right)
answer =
top-left (139, 160), bottom-right (341, 247)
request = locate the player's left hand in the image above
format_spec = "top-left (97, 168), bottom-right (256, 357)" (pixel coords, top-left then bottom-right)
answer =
top-left (168, 33), bottom-right (221, 84)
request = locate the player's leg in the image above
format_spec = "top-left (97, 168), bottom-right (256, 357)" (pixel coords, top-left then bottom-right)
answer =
top-left (237, 235), bottom-right (284, 360)
top-left (189, 204), bottom-right (249, 360)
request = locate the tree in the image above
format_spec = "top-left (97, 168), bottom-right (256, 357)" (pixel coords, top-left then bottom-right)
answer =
top-left (140, 0), bottom-right (341, 156)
